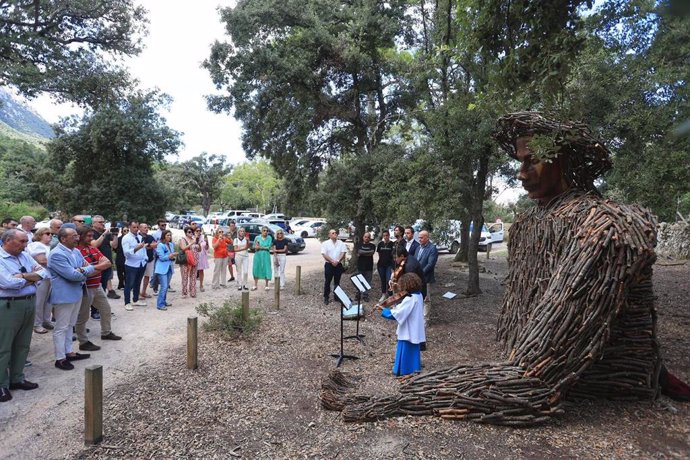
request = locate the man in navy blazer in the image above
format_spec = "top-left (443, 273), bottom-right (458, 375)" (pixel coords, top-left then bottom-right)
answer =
top-left (47, 227), bottom-right (95, 370)
top-left (416, 230), bottom-right (438, 326)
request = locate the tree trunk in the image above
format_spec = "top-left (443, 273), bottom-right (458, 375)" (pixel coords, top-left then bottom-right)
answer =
top-left (466, 152), bottom-right (490, 295)
top-left (453, 217), bottom-right (470, 262)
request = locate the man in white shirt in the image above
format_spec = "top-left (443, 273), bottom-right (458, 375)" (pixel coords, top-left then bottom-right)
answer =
top-left (19, 216), bottom-right (36, 240)
top-left (320, 229), bottom-right (347, 305)
top-left (121, 220), bottom-right (149, 311)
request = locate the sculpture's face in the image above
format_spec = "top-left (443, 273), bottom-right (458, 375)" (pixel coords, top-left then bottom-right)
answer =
top-left (515, 136), bottom-right (568, 205)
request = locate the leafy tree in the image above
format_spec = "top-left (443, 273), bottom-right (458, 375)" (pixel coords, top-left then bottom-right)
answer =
top-left (0, 135), bottom-right (50, 204)
top-left (562, 0), bottom-right (690, 222)
top-left (45, 90), bottom-right (181, 222)
top-left (205, 0), bottom-right (410, 266)
top-left (221, 161), bottom-right (281, 213)
top-left (174, 153), bottom-right (232, 217)
top-left (0, 0), bottom-right (147, 106)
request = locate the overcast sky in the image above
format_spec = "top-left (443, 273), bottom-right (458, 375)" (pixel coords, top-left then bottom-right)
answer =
top-left (28, 0), bottom-right (245, 165)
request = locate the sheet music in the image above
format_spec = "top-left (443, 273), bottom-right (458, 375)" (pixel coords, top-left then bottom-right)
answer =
top-left (351, 276), bottom-right (365, 293)
top-left (355, 273), bottom-right (371, 290)
top-left (334, 286), bottom-right (352, 307)
top-left (442, 291), bottom-right (457, 299)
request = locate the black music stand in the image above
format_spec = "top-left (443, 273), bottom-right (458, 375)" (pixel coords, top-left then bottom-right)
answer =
top-left (330, 286), bottom-right (360, 367)
top-left (345, 274), bottom-right (369, 344)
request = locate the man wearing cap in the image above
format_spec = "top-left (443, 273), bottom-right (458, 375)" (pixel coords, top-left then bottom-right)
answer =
top-left (0, 229), bottom-right (47, 401)
top-left (325, 112), bottom-right (689, 425)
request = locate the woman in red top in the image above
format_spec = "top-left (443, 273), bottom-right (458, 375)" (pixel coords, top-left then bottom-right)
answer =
top-left (211, 229), bottom-right (228, 289)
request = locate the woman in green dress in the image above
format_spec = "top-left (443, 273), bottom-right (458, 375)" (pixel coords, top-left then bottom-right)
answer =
top-left (251, 226), bottom-right (273, 290)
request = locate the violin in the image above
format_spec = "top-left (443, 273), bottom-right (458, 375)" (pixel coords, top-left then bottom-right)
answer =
top-left (367, 290), bottom-right (409, 318)
top-left (388, 259), bottom-right (406, 293)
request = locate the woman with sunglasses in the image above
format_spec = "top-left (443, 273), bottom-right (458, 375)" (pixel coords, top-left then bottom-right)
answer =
top-left (155, 230), bottom-right (178, 310)
top-left (194, 227), bottom-right (209, 292)
top-left (115, 226), bottom-right (129, 289)
top-left (27, 228), bottom-right (54, 333)
top-left (178, 226), bottom-right (200, 298)
top-left (251, 226), bottom-right (272, 291)
top-left (272, 229), bottom-right (288, 289)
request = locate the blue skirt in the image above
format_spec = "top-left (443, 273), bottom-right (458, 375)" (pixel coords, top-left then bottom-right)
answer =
top-left (392, 340), bottom-right (421, 376)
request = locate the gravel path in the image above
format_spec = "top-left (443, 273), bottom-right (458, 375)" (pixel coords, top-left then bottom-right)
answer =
top-left (1, 242), bottom-right (689, 459)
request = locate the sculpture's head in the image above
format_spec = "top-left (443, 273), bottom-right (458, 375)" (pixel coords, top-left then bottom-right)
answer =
top-left (494, 112), bottom-right (612, 204)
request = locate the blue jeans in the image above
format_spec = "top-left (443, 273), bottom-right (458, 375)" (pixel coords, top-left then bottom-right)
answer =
top-left (157, 269), bottom-right (173, 308)
top-left (124, 265), bottom-right (146, 305)
top-left (378, 265), bottom-right (393, 294)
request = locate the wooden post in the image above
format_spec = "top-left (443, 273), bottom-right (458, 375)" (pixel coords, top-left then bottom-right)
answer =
top-left (274, 277), bottom-right (280, 309)
top-left (486, 244), bottom-right (491, 260)
top-left (295, 265), bottom-right (302, 295)
top-left (242, 291), bottom-right (249, 322)
top-left (84, 365), bottom-right (103, 445)
top-left (187, 316), bottom-right (198, 370)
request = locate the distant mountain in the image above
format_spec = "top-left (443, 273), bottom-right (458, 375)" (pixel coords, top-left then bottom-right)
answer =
top-left (0, 88), bottom-right (54, 140)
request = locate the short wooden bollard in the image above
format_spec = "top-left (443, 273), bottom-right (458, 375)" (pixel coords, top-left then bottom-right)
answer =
top-left (84, 365), bottom-right (103, 445)
top-left (274, 277), bottom-right (280, 309)
top-left (295, 265), bottom-right (302, 295)
top-left (241, 292), bottom-right (249, 322)
top-left (187, 316), bottom-right (198, 370)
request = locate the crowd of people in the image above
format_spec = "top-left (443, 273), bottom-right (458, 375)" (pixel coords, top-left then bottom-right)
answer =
top-left (0, 215), bottom-right (293, 402)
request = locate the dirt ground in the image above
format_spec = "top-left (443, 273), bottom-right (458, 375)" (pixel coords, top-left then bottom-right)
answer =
top-left (1, 240), bottom-right (689, 459)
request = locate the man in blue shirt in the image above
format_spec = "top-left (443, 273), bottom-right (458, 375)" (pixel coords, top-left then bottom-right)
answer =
top-left (121, 220), bottom-right (149, 311)
top-left (0, 229), bottom-right (48, 401)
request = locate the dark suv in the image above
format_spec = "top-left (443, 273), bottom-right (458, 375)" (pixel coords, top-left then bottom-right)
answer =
top-left (243, 222), bottom-right (306, 254)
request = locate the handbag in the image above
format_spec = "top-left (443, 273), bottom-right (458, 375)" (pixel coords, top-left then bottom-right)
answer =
top-left (175, 251), bottom-right (187, 265)
top-left (185, 248), bottom-right (197, 266)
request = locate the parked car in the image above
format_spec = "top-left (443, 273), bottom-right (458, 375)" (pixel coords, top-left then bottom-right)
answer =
top-left (169, 215), bottom-right (182, 229)
top-left (487, 222), bottom-right (504, 243)
top-left (293, 220), bottom-right (326, 238)
top-left (243, 221), bottom-right (306, 254)
top-left (263, 213), bottom-right (287, 220)
top-left (447, 222), bottom-right (494, 253)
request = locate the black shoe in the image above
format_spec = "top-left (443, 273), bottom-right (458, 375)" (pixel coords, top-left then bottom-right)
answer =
top-left (420, 342), bottom-right (427, 351)
top-left (66, 352), bottom-right (91, 361)
top-left (101, 332), bottom-right (122, 341)
top-left (107, 290), bottom-right (121, 299)
top-left (55, 359), bottom-right (75, 371)
top-left (79, 341), bottom-right (101, 351)
top-left (324, 297), bottom-right (330, 305)
top-left (0, 388), bottom-right (12, 402)
top-left (9, 380), bottom-right (39, 391)
top-left (91, 310), bottom-right (101, 320)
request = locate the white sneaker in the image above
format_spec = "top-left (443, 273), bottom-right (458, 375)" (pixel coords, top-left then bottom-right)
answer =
top-left (124, 303), bottom-right (134, 311)
top-left (133, 300), bottom-right (147, 307)
top-left (379, 294), bottom-right (387, 303)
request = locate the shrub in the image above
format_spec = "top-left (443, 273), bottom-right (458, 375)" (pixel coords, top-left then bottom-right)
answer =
top-left (195, 300), bottom-right (261, 339)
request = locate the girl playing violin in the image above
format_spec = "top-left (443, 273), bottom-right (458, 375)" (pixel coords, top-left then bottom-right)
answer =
top-left (381, 273), bottom-right (426, 377)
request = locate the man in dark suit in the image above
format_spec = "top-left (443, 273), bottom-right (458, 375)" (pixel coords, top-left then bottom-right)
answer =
top-left (416, 230), bottom-right (438, 326)
top-left (403, 226), bottom-right (419, 257)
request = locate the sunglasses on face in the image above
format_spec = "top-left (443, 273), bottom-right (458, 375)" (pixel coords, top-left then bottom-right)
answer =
top-left (186, 230), bottom-right (193, 234)
top-left (73, 220), bottom-right (85, 223)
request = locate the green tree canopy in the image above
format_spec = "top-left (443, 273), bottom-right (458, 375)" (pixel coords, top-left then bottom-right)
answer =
top-left (174, 153), bottom-right (231, 216)
top-left (0, 0), bottom-right (147, 106)
top-left (45, 90), bottom-right (181, 222)
top-left (221, 160), bottom-right (281, 213)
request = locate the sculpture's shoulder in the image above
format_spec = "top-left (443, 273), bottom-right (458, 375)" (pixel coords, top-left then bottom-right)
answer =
top-left (554, 192), bottom-right (657, 252)
top-left (512, 191), bottom-right (657, 253)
